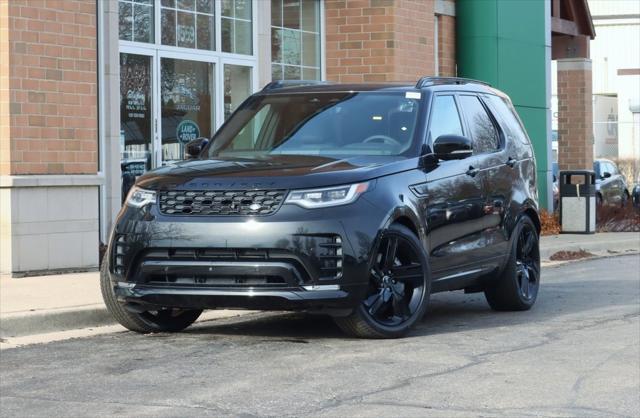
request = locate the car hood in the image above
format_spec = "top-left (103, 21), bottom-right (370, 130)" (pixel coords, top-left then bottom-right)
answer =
top-left (136, 154), bottom-right (418, 190)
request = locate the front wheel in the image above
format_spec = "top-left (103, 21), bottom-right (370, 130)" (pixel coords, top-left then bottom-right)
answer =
top-left (484, 215), bottom-right (540, 311)
top-left (334, 223), bottom-right (430, 338)
top-left (100, 261), bottom-right (202, 333)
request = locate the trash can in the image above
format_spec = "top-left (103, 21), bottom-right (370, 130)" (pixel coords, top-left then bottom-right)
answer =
top-left (559, 170), bottom-right (596, 234)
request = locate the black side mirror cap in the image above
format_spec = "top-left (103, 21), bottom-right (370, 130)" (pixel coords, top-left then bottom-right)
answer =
top-left (185, 137), bottom-right (209, 159)
top-left (602, 172), bottom-right (612, 179)
top-left (433, 134), bottom-right (473, 160)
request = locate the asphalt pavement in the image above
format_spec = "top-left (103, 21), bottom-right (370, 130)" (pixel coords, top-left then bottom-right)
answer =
top-left (1, 255), bottom-right (639, 417)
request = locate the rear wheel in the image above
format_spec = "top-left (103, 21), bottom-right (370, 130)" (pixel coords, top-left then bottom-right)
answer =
top-left (485, 215), bottom-right (540, 311)
top-left (100, 261), bottom-right (202, 333)
top-left (622, 191), bottom-right (630, 207)
top-left (334, 224), bottom-right (430, 338)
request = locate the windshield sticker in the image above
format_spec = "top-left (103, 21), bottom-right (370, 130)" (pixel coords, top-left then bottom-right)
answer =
top-left (405, 92), bottom-right (421, 100)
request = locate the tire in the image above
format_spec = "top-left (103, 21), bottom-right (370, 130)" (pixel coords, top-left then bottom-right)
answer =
top-left (100, 261), bottom-right (202, 333)
top-left (334, 223), bottom-right (430, 338)
top-left (622, 191), bottom-right (630, 207)
top-left (485, 215), bottom-right (540, 311)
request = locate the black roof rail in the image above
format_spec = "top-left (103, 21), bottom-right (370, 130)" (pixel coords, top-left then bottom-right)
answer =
top-left (415, 76), bottom-right (491, 89)
top-left (262, 80), bottom-right (332, 91)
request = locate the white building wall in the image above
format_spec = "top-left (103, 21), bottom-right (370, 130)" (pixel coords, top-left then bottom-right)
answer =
top-left (589, 0), bottom-right (640, 161)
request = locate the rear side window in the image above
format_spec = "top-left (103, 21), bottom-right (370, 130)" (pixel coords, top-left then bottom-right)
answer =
top-left (428, 95), bottom-right (464, 142)
top-left (485, 94), bottom-right (530, 146)
top-left (458, 95), bottom-right (499, 154)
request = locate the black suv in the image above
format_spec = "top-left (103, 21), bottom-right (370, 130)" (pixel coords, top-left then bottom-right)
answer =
top-left (102, 77), bottom-right (541, 338)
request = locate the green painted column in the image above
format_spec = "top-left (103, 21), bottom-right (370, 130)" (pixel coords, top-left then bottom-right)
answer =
top-left (456, 0), bottom-right (552, 210)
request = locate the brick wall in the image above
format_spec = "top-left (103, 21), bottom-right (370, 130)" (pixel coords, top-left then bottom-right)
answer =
top-left (557, 59), bottom-right (594, 171)
top-left (1, 1), bottom-right (11, 175)
top-left (437, 14), bottom-right (456, 76)
top-left (325, 0), bottom-right (440, 83)
top-left (3, 0), bottom-right (97, 175)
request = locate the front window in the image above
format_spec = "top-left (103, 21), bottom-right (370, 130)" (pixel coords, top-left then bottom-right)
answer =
top-left (207, 92), bottom-right (422, 158)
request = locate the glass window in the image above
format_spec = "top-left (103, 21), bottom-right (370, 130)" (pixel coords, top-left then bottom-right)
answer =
top-left (160, 58), bottom-right (214, 164)
top-left (428, 95), bottom-right (463, 142)
top-left (271, 0), bottom-right (321, 81)
top-left (119, 0), bottom-right (154, 43)
top-left (161, 0), bottom-right (215, 50)
top-left (458, 95), bottom-right (500, 154)
top-left (120, 53), bottom-right (153, 201)
top-left (208, 93), bottom-right (422, 158)
top-left (485, 94), bottom-right (530, 145)
top-left (224, 65), bottom-right (252, 120)
top-left (222, 0), bottom-right (253, 55)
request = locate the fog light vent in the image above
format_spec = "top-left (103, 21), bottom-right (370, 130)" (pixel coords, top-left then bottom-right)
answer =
top-left (319, 235), bottom-right (343, 280)
top-left (113, 235), bottom-right (127, 276)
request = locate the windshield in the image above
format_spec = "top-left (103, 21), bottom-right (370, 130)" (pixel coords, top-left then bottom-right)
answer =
top-left (207, 92), bottom-right (421, 158)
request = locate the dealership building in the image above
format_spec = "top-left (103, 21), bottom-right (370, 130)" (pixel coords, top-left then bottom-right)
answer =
top-left (1, 0), bottom-right (596, 275)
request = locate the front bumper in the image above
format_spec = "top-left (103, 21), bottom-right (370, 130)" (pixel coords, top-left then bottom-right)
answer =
top-left (106, 197), bottom-right (387, 312)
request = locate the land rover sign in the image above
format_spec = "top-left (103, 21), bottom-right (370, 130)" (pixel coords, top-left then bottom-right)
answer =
top-left (176, 120), bottom-right (200, 144)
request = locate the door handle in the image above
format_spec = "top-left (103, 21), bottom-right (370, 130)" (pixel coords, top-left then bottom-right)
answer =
top-left (466, 166), bottom-right (479, 177)
top-left (505, 157), bottom-right (516, 168)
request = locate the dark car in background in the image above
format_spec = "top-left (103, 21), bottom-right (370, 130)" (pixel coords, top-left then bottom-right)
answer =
top-left (594, 159), bottom-right (630, 207)
top-left (552, 159), bottom-right (630, 210)
top-left (101, 77), bottom-right (541, 338)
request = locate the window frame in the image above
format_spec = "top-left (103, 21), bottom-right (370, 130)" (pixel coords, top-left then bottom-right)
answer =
top-left (118, 0), bottom-right (258, 62)
top-left (270, 0), bottom-right (324, 81)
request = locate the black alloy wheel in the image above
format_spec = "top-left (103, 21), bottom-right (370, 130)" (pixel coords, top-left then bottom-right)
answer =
top-left (515, 222), bottom-right (540, 303)
top-left (334, 223), bottom-right (430, 338)
top-left (485, 215), bottom-right (540, 311)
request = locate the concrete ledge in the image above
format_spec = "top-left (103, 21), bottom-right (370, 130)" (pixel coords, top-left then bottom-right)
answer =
top-left (557, 58), bottom-right (592, 71)
top-left (0, 306), bottom-right (256, 339)
top-left (1, 306), bottom-right (113, 338)
top-left (435, 0), bottom-right (455, 16)
top-left (0, 173), bottom-right (105, 188)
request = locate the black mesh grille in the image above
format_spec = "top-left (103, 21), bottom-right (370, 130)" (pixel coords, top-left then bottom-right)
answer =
top-left (158, 190), bottom-right (287, 216)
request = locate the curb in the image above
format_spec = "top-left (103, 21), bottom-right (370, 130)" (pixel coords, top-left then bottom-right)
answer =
top-left (0, 306), bottom-right (255, 339)
top-left (1, 306), bottom-right (113, 338)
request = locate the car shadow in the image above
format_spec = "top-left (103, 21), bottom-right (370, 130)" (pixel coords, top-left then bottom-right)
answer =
top-left (183, 276), bottom-right (638, 341)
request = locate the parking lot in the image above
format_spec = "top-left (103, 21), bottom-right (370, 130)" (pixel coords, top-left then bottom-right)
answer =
top-left (1, 255), bottom-right (639, 417)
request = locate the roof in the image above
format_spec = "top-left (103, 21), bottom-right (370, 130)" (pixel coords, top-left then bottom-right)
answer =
top-left (259, 78), bottom-right (497, 95)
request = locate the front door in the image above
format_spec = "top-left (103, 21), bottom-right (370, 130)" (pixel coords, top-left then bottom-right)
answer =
top-left (423, 94), bottom-right (487, 280)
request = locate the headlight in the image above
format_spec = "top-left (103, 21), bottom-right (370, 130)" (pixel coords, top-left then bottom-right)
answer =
top-left (126, 187), bottom-right (156, 208)
top-left (285, 183), bottom-right (369, 209)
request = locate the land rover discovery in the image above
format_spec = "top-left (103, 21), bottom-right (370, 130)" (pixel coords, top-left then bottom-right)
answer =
top-left (102, 77), bottom-right (541, 338)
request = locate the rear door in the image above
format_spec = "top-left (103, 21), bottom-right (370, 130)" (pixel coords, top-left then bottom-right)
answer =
top-left (422, 94), bottom-right (486, 280)
top-left (457, 94), bottom-right (512, 270)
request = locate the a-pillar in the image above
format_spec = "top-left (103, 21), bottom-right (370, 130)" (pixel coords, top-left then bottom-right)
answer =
top-left (557, 58), bottom-right (594, 170)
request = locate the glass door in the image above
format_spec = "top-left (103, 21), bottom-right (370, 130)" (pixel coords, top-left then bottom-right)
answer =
top-left (119, 52), bottom-right (154, 202)
top-left (159, 57), bottom-right (215, 165)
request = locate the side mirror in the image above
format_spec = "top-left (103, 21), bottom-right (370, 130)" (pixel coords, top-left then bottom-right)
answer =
top-left (433, 135), bottom-right (473, 160)
top-left (602, 171), bottom-right (612, 179)
top-left (185, 137), bottom-right (209, 159)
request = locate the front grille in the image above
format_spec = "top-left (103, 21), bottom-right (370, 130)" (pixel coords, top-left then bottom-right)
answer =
top-left (158, 190), bottom-right (287, 216)
top-left (134, 248), bottom-right (309, 288)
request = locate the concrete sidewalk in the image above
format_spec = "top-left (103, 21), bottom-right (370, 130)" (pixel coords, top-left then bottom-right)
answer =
top-left (1, 232), bottom-right (638, 339)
